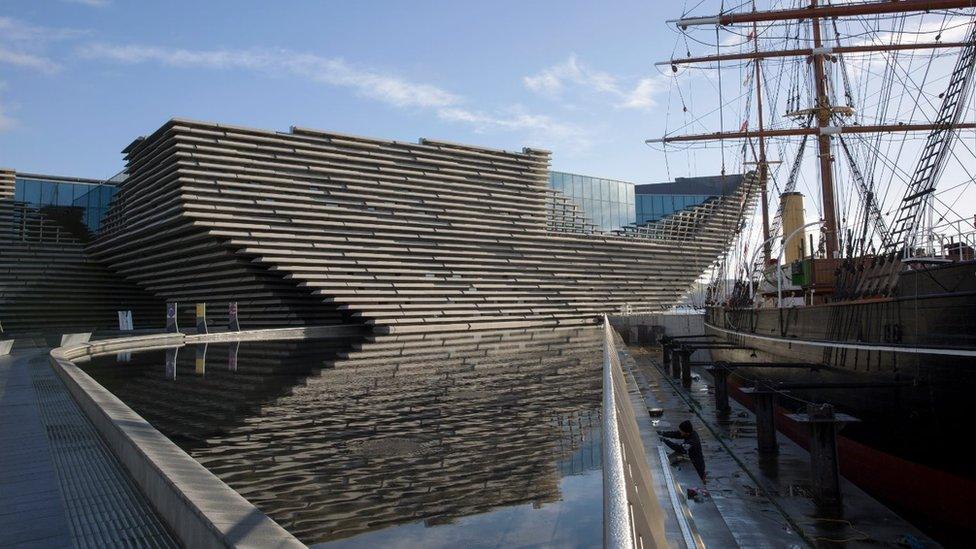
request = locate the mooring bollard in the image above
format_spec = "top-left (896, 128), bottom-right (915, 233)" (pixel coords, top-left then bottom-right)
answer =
top-left (636, 324), bottom-right (650, 346)
top-left (680, 347), bottom-right (693, 389)
top-left (706, 362), bottom-right (733, 416)
top-left (742, 385), bottom-right (779, 454)
top-left (166, 302), bottom-right (179, 333)
top-left (671, 345), bottom-right (684, 380)
top-left (196, 303), bottom-right (208, 334)
top-left (788, 403), bottom-right (859, 507)
top-left (661, 336), bottom-right (673, 372)
top-left (228, 302), bottom-right (240, 332)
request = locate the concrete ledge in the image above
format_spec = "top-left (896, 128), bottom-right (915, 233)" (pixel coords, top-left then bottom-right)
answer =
top-left (45, 325), bottom-right (365, 549)
top-left (184, 324), bottom-right (364, 345)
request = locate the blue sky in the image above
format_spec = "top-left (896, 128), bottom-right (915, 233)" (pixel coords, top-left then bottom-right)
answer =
top-left (0, 0), bottom-right (687, 182)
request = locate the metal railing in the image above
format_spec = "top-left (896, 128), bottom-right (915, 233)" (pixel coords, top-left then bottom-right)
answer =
top-left (901, 218), bottom-right (976, 261)
top-left (602, 315), bottom-right (668, 548)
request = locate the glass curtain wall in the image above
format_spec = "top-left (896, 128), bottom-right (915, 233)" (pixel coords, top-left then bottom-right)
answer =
top-left (548, 171), bottom-right (636, 231)
top-left (634, 194), bottom-right (711, 225)
top-left (14, 176), bottom-right (118, 232)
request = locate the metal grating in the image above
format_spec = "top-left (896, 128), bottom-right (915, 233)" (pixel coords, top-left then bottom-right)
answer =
top-left (28, 357), bottom-right (178, 549)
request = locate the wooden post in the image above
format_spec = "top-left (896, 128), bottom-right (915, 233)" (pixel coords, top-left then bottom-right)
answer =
top-left (743, 386), bottom-right (779, 454)
top-left (678, 347), bottom-right (693, 388)
top-left (787, 404), bottom-right (859, 508)
top-left (706, 363), bottom-right (733, 416)
top-left (755, 391), bottom-right (778, 454)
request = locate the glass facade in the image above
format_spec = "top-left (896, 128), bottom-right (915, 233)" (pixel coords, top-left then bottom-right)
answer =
top-left (635, 194), bottom-right (712, 225)
top-left (14, 175), bottom-right (117, 232)
top-left (548, 171), bottom-right (636, 231)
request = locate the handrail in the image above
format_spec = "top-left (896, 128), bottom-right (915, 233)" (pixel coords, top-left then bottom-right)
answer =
top-left (602, 315), bottom-right (668, 548)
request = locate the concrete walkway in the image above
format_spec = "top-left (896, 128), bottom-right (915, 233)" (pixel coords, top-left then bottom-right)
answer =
top-left (0, 349), bottom-right (176, 548)
top-left (625, 344), bottom-right (936, 548)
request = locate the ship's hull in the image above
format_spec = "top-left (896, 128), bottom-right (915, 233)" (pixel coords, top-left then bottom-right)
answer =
top-left (705, 261), bottom-right (976, 540)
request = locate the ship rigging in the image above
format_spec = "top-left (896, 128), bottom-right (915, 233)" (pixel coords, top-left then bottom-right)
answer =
top-left (650, 0), bottom-right (976, 308)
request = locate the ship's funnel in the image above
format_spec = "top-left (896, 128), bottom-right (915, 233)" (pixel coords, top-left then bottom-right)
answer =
top-left (780, 192), bottom-right (805, 263)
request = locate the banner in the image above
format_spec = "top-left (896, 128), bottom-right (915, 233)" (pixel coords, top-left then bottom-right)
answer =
top-left (228, 301), bottom-right (240, 332)
top-left (166, 303), bottom-right (179, 333)
top-left (196, 303), bottom-right (208, 334)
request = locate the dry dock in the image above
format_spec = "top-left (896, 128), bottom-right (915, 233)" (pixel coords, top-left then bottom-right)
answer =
top-left (616, 333), bottom-right (936, 547)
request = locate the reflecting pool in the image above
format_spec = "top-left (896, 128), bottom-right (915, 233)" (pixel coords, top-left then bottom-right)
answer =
top-left (81, 327), bottom-right (604, 547)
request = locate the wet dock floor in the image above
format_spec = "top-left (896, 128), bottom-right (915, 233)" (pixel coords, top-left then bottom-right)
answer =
top-left (622, 344), bottom-right (936, 548)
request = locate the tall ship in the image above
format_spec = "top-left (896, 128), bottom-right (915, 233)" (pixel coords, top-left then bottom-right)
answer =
top-left (652, 0), bottom-right (976, 541)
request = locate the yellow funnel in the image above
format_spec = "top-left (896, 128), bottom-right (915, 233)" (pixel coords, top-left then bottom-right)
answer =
top-left (780, 192), bottom-right (805, 263)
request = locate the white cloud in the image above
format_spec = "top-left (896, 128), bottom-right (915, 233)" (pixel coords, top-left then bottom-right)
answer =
top-left (64, 0), bottom-right (111, 6)
top-left (0, 97), bottom-right (14, 132)
top-left (438, 106), bottom-right (589, 150)
top-left (0, 47), bottom-right (61, 74)
top-left (78, 43), bottom-right (460, 109)
top-left (77, 42), bottom-right (590, 150)
top-left (620, 77), bottom-right (669, 110)
top-left (524, 54), bottom-right (618, 97)
top-left (0, 16), bottom-right (86, 73)
top-left (524, 54), bottom-right (668, 110)
top-left (0, 16), bottom-right (86, 44)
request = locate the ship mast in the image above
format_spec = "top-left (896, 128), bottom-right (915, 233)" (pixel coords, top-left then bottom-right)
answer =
top-left (650, 0), bottom-right (976, 260)
top-left (809, 0), bottom-right (840, 257)
top-left (751, 2), bottom-right (772, 262)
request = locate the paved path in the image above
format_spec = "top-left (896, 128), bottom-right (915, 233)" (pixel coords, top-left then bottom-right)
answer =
top-left (0, 349), bottom-right (177, 548)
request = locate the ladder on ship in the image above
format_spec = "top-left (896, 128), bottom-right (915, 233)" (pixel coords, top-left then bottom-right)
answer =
top-left (886, 22), bottom-right (976, 254)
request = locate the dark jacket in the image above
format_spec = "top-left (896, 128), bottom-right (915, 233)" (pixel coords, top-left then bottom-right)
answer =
top-left (659, 429), bottom-right (706, 480)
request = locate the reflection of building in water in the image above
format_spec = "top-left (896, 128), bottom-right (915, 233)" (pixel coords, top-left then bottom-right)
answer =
top-left (81, 338), bottom-right (356, 448)
top-left (81, 327), bottom-right (603, 545)
top-left (555, 409), bottom-right (601, 477)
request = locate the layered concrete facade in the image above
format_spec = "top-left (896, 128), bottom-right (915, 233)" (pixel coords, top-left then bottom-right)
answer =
top-left (2, 119), bottom-right (758, 335)
top-left (0, 169), bottom-right (162, 337)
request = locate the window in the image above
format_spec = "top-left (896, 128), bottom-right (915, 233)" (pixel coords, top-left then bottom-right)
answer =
top-left (23, 180), bottom-right (41, 205)
top-left (551, 173), bottom-right (563, 192)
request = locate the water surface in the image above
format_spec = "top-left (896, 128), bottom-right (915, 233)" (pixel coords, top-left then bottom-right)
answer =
top-left (82, 327), bottom-right (604, 547)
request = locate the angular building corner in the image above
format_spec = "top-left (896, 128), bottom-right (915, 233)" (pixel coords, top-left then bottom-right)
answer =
top-left (1, 119), bottom-right (758, 336)
top-left (0, 168), bottom-right (163, 337)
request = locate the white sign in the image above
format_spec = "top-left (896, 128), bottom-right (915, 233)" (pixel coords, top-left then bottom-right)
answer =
top-left (117, 310), bottom-right (134, 331)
